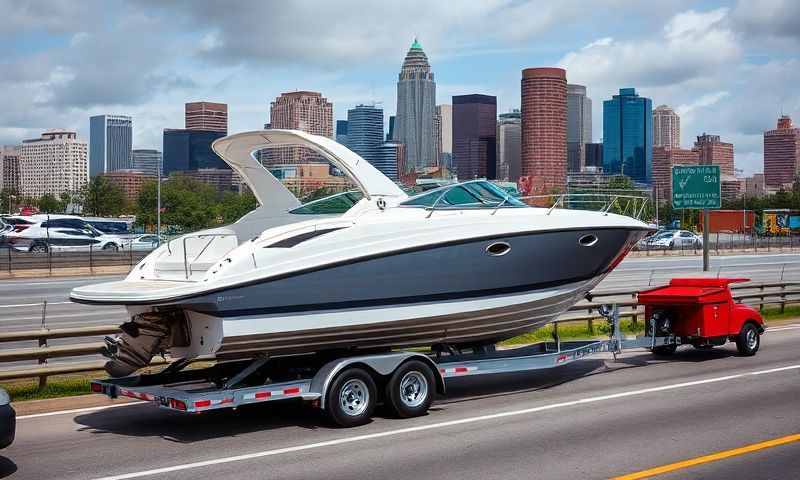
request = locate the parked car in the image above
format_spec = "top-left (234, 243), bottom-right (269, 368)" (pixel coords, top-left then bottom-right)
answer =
top-left (2, 215), bottom-right (36, 233)
top-left (5, 215), bottom-right (125, 253)
top-left (640, 229), bottom-right (703, 250)
top-left (125, 234), bottom-right (165, 252)
top-left (0, 387), bottom-right (14, 449)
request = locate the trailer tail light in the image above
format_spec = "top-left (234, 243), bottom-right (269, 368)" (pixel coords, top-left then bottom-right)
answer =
top-left (90, 382), bottom-right (103, 393)
top-left (194, 399), bottom-right (211, 409)
top-left (169, 399), bottom-right (187, 411)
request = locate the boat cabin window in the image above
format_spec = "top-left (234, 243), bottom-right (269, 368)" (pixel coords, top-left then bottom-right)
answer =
top-left (289, 191), bottom-right (364, 215)
top-left (400, 181), bottom-right (526, 209)
top-left (265, 227), bottom-right (345, 248)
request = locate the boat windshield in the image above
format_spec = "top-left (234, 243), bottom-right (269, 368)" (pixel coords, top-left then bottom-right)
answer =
top-left (289, 190), bottom-right (364, 215)
top-left (400, 181), bottom-right (527, 209)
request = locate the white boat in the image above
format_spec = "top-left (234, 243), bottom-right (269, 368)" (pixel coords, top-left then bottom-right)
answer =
top-left (70, 130), bottom-right (652, 377)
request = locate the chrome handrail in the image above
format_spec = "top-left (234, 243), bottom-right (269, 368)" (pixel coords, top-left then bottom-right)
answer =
top-left (180, 233), bottom-right (237, 279)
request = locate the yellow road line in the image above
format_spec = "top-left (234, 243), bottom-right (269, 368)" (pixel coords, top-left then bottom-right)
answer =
top-left (612, 433), bottom-right (800, 480)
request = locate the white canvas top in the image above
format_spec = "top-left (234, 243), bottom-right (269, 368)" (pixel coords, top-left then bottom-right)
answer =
top-left (212, 130), bottom-right (407, 209)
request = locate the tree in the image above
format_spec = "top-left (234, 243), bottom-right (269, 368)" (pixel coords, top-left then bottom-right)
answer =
top-left (37, 193), bottom-right (63, 213)
top-left (0, 188), bottom-right (18, 214)
top-left (81, 176), bottom-right (126, 217)
top-left (217, 190), bottom-right (258, 224)
top-left (136, 174), bottom-right (218, 232)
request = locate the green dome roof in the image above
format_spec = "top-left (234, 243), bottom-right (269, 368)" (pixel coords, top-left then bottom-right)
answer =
top-left (411, 38), bottom-right (422, 50)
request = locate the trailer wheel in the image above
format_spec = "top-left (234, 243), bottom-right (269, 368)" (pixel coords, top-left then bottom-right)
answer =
top-left (736, 323), bottom-right (760, 356)
top-left (652, 344), bottom-right (678, 356)
top-left (385, 360), bottom-right (435, 418)
top-left (325, 367), bottom-right (377, 427)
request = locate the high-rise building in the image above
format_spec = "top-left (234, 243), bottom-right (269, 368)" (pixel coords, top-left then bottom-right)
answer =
top-left (394, 39), bottom-right (437, 171)
top-left (452, 94), bottom-right (497, 180)
top-left (131, 149), bottom-right (162, 178)
top-left (374, 142), bottom-right (404, 181)
top-left (181, 168), bottom-right (237, 194)
top-left (89, 114), bottom-right (132, 177)
top-left (162, 129), bottom-right (227, 175)
top-left (602, 88), bottom-right (653, 184)
top-left (0, 146), bottom-right (20, 192)
top-left (764, 115), bottom-right (800, 187)
top-left (497, 110), bottom-right (521, 182)
top-left (101, 169), bottom-right (154, 203)
top-left (437, 105), bottom-right (452, 156)
top-left (346, 104), bottom-right (384, 166)
top-left (744, 173), bottom-right (766, 198)
top-left (432, 108), bottom-right (442, 170)
top-left (566, 84), bottom-right (592, 172)
top-left (520, 67), bottom-right (567, 193)
top-left (387, 116), bottom-right (396, 142)
top-left (653, 105), bottom-right (680, 148)
top-left (185, 101), bottom-right (228, 134)
top-left (693, 133), bottom-right (734, 176)
top-left (19, 129), bottom-right (88, 197)
top-left (336, 120), bottom-right (349, 145)
top-left (268, 91), bottom-right (333, 164)
top-left (652, 146), bottom-right (699, 200)
top-left (585, 143), bottom-right (603, 170)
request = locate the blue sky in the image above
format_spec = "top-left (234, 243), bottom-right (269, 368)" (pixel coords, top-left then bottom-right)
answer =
top-left (2, 0), bottom-right (798, 175)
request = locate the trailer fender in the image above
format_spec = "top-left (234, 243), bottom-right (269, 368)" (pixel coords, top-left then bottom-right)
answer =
top-left (312, 352), bottom-right (445, 410)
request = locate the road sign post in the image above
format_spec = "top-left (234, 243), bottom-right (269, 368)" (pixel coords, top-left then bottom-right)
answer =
top-left (672, 165), bottom-right (721, 271)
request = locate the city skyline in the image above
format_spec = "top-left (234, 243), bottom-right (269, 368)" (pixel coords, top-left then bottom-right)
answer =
top-left (2, 1), bottom-right (797, 176)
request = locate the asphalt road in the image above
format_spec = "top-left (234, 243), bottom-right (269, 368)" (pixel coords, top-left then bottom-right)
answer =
top-left (2, 253), bottom-right (800, 369)
top-left (3, 324), bottom-right (800, 480)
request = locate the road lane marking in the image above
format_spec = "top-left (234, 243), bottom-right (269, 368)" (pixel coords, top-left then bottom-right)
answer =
top-left (16, 401), bottom-right (143, 420)
top-left (87, 363), bottom-right (800, 480)
top-left (767, 324), bottom-right (800, 332)
top-left (0, 301), bottom-right (73, 308)
top-left (611, 433), bottom-right (800, 480)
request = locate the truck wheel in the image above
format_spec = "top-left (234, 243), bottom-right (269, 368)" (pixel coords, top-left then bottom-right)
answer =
top-left (385, 360), bottom-right (435, 418)
top-left (652, 344), bottom-right (678, 356)
top-left (736, 323), bottom-right (760, 356)
top-left (325, 367), bottom-right (376, 427)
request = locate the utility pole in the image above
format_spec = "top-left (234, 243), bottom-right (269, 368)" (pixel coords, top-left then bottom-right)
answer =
top-left (703, 208), bottom-right (710, 271)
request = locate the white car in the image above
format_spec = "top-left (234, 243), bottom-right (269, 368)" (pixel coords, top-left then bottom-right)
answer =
top-left (641, 230), bottom-right (703, 250)
top-left (6, 215), bottom-right (125, 253)
top-left (125, 234), bottom-right (164, 252)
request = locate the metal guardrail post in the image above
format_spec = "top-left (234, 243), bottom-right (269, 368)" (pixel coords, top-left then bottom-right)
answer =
top-left (38, 300), bottom-right (48, 390)
top-left (759, 284), bottom-right (765, 312)
top-left (89, 244), bottom-right (93, 274)
top-left (780, 283), bottom-right (786, 313)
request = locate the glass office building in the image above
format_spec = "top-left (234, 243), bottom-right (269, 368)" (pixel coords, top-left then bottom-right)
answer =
top-left (346, 105), bottom-right (384, 166)
top-left (162, 129), bottom-right (227, 175)
top-left (602, 88), bottom-right (652, 183)
top-left (89, 115), bottom-right (132, 177)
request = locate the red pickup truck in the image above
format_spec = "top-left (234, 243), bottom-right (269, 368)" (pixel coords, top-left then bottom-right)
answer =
top-left (637, 278), bottom-right (764, 356)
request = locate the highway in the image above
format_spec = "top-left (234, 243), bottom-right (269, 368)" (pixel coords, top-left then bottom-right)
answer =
top-left (2, 253), bottom-right (800, 369)
top-left (2, 323), bottom-right (799, 479)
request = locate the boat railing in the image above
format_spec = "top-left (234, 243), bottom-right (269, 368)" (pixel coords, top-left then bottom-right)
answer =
top-left (518, 193), bottom-right (651, 220)
top-left (164, 233), bottom-right (238, 279)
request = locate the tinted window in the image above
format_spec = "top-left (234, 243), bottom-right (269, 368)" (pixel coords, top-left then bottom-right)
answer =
top-left (290, 191), bottom-right (363, 215)
top-left (401, 181), bottom-right (526, 208)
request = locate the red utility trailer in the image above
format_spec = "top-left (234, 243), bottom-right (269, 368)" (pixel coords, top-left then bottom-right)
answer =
top-left (637, 278), bottom-right (764, 356)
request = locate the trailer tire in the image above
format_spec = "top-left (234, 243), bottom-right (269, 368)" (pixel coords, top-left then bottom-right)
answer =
top-left (652, 344), bottom-right (678, 356)
top-left (385, 360), bottom-right (435, 419)
top-left (325, 367), bottom-right (376, 427)
top-left (736, 322), bottom-right (760, 356)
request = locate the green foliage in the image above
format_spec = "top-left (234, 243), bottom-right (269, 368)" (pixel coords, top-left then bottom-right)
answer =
top-left (0, 188), bottom-right (18, 214)
top-left (136, 174), bottom-right (219, 231)
top-left (81, 176), bottom-right (126, 216)
top-left (607, 175), bottom-right (635, 190)
top-left (217, 190), bottom-right (258, 224)
top-left (37, 193), bottom-right (64, 213)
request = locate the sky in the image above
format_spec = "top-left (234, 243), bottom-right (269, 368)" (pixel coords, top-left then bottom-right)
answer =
top-left (1, 0), bottom-right (798, 176)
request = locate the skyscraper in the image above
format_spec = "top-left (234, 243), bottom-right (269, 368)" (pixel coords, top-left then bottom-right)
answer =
top-left (764, 115), bottom-right (800, 187)
top-left (602, 88), bottom-right (652, 184)
top-left (89, 114), bottom-right (132, 177)
top-left (346, 105), bottom-right (384, 166)
top-left (19, 130), bottom-right (88, 197)
top-left (268, 91), bottom-right (333, 164)
top-left (585, 143), bottom-right (603, 170)
top-left (185, 102), bottom-right (228, 134)
top-left (162, 129), bottom-right (227, 175)
top-left (693, 133), bottom-right (734, 176)
top-left (520, 67), bottom-right (567, 193)
top-left (336, 120), bottom-right (349, 145)
top-left (131, 149), bottom-right (163, 177)
top-left (394, 39), bottom-right (436, 171)
top-left (387, 116), bottom-right (396, 142)
top-left (653, 105), bottom-right (680, 148)
top-left (0, 146), bottom-right (20, 192)
top-left (436, 104), bottom-right (452, 171)
top-left (452, 95), bottom-right (497, 180)
top-left (374, 142), bottom-right (404, 181)
top-left (497, 110), bottom-right (521, 182)
top-left (566, 84), bottom-right (592, 172)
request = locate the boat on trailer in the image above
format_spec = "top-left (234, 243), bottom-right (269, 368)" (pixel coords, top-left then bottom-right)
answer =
top-left (70, 129), bottom-right (652, 377)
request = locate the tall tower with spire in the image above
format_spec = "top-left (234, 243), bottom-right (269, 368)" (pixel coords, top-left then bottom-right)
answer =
top-left (394, 38), bottom-right (437, 173)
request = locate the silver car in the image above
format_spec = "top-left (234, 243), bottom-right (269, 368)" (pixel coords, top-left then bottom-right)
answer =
top-left (641, 230), bottom-right (703, 249)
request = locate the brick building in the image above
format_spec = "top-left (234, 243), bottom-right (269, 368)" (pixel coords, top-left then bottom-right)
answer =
top-left (764, 115), bottom-right (800, 187)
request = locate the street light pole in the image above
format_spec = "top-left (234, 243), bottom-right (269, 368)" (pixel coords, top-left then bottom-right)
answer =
top-left (156, 164), bottom-right (161, 246)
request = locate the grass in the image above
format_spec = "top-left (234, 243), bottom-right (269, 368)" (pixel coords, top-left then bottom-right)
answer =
top-left (3, 307), bottom-right (798, 403)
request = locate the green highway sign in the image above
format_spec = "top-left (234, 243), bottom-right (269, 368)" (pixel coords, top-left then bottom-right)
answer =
top-left (672, 165), bottom-right (721, 209)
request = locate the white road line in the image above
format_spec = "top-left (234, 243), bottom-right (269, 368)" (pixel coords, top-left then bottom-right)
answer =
top-left (0, 310), bottom-right (124, 323)
top-left (16, 401), bottom-right (142, 420)
top-left (0, 301), bottom-right (72, 308)
top-left (767, 325), bottom-right (800, 332)
top-left (86, 363), bottom-right (800, 480)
